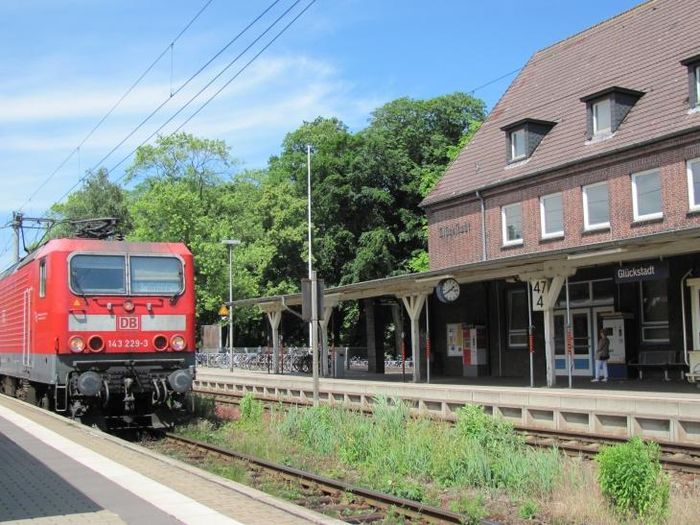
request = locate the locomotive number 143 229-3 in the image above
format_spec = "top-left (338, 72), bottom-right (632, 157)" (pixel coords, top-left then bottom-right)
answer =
top-left (107, 338), bottom-right (150, 349)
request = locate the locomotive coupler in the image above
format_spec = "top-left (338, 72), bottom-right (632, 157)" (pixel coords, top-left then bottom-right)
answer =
top-left (123, 377), bottom-right (135, 412)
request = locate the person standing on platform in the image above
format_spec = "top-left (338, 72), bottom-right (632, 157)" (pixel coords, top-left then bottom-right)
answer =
top-left (591, 329), bottom-right (610, 382)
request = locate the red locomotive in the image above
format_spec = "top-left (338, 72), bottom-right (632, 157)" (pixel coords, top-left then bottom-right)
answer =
top-left (0, 237), bottom-right (196, 428)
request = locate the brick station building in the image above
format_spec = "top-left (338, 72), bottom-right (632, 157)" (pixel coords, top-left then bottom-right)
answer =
top-left (421, 0), bottom-right (700, 386)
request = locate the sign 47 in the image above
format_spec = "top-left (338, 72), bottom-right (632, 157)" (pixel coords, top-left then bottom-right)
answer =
top-left (530, 279), bottom-right (548, 311)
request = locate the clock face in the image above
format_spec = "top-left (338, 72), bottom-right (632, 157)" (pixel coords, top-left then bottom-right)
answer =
top-left (438, 278), bottom-right (460, 303)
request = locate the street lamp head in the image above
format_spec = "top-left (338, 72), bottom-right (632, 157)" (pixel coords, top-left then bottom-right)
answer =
top-left (221, 239), bottom-right (242, 246)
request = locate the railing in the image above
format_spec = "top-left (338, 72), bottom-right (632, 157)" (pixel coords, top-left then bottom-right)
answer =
top-left (197, 347), bottom-right (320, 374)
top-left (195, 347), bottom-right (412, 373)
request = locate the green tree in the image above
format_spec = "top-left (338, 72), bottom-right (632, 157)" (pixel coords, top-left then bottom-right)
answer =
top-left (267, 117), bottom-right (359, 286)
top-left (359, 93), bottom-right (485, 273)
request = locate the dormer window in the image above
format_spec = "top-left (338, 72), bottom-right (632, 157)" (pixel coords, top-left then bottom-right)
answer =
top-left (581, 86), bottom-right (644, 140)
top-left (592, 98), bottom-right (611, 135)
top-left (501, 119), bottom-right (556, 164)
top-left (510, 128), bottom-right (526, 160)
top-left (681, 55), bottom-right (700, 109)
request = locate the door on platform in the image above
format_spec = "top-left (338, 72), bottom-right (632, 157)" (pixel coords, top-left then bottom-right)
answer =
top-left (593, 306), bottom-right (615, 362)
top-left (554, 309), bottom-right (592, 376)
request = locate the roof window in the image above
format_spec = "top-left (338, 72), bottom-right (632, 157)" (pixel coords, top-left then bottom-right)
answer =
top-left (681, 55), bottom-right (700, 109)
top-left (501, 119), bottom-right (556, 164)
top-left (581, 86), bottom-right (644, 140)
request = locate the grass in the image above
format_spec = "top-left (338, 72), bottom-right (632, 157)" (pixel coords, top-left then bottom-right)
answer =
top-left (175, 398), bottom-right (563, 522)
top-left (172, 396), bottom-right (700, 524)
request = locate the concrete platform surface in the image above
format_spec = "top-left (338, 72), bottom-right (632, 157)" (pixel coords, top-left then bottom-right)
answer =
top-left (0, 395), bottom-right (343, 525)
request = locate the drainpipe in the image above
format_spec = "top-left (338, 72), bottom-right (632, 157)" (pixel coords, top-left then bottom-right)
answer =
top-left (681, 269), bottom-right (693, 365)
top-left (476, 190), bottom-right (487, 262)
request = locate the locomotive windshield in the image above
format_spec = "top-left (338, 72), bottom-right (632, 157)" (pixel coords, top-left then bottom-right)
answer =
top-left (69, 254), bottom-right (183, 295)
top-left (130, 256), bottom-right (183, 294)
top-left (70, 255), bottom-right (126, 294)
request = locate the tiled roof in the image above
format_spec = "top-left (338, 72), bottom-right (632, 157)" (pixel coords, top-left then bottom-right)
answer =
top-left (422, 0), bottom-right (700, 208)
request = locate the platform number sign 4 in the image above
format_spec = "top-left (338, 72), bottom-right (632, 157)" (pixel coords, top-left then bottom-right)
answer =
top-left (531, 279), bottom-right (548, 311)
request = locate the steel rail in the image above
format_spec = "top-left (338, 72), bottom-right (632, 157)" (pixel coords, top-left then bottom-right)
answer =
top-left (522, 429), bottom-right (700, 472)
top-left (164, 432), bottom-right (500, 525)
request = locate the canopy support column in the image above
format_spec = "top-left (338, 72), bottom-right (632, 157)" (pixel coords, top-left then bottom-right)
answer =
top-left (400, 294), bottom-right (427, 382)
top-left (542, 276), bottom-right (565, 387)
top-left (257, 304), bottom-right (283, 374)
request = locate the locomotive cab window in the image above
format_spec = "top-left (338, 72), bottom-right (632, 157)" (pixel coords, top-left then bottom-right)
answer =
top-left (70, 255), bottom-right (126, 295)
top-left (130, 256), bottom-right (183, 294)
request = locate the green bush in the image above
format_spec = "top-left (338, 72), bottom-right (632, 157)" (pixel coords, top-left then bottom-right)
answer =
top-left (596, 437), bottom-right (669, 522)
top-left (239, 393), bottom-right (264, 425)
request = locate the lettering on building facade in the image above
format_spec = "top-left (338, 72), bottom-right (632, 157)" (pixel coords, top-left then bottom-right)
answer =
top-left (439, 221), bottom-right (471, 240)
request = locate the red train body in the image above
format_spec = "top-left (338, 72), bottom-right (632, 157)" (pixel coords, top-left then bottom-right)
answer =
top-left (0, 238), bottom-right (196, 428)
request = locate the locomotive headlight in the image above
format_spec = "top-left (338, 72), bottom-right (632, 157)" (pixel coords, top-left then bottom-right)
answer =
top-left (77, 371), bottom-right (102, 396)
top-left (69, 336), bottom-right (85, 353)
top-left (170, 335), bottom-right (187, 351)
top-left (168, 369), bottom-right (193, 393)
top-left (88, 335), bottom-right (104, 352)
top-left (123, 299), bottom-right (135, 312)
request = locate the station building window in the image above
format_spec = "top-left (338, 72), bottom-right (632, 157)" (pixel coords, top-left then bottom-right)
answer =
top-left (631, 168), bottom-right (662, 222)
top-left (510, 128), bottom-right (526, 161)
top-left (640, 280), bottom-right (670, 343)
top-left (681, 55), bottom-right (700, 109)
top-left (592, 98), bottom-right (612, 136)
top-left (582, 181), bottom-right (610, 231)
top-left (502, 202), bottom-right (523, 246)
top-left (540, 192), bottom-right (564, 239)
top-left (555, 278), bottom-right (615, 307)
top-left (507, 288), bottom-right (528, 348)
top-left (687, 158), bottom-right (700, 211)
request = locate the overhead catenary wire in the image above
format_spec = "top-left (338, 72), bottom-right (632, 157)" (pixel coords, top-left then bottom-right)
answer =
top-left (49, 0), bottom-right (289, 207)
top-left (15, 0), bottom-right (215, 215)
top-left (110, 0), bottom-right (317, 180)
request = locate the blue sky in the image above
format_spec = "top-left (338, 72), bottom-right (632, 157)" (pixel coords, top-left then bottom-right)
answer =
top-left (0, 0), bottom-right (641, 266)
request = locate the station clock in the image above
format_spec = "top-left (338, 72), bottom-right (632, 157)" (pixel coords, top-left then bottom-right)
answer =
top-left (436, 278), bottom-right (460, 303)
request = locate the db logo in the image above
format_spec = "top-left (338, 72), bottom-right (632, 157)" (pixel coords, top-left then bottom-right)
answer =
top-left (117, 316), bottom-right (140, 330)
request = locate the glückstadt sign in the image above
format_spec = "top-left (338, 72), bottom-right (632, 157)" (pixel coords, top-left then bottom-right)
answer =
top-left (614, 261), bottom-right (668, 283)
top-left (438, 221), bottom-right (471, 240)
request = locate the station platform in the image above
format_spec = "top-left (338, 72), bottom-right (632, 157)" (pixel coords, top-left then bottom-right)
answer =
top-left (0, 395), bottom-right (342, 525)
top-left (195, 367), bottom-right (700, 446)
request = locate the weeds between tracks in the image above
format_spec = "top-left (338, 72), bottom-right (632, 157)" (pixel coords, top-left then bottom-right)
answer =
top-left (159, 394), bottom-right (699, 524)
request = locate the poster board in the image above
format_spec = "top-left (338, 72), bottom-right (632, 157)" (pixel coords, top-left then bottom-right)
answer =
top-left (447, 323), bottom-right (463, 357)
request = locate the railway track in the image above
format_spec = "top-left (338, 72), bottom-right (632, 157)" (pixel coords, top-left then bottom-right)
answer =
top-left (522, 428), bottom-right (700, 473)
top-left (194, 388), bottom-right (700, 473)
top-left (161, 432), bottom-right (500, 524)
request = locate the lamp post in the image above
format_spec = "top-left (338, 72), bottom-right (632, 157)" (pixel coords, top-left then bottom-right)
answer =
top-left (222, 239), bottom-right (241, 372)
top-left (307, 144), bottom-right (320, 406)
